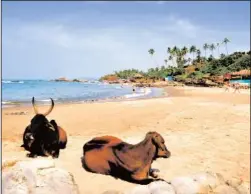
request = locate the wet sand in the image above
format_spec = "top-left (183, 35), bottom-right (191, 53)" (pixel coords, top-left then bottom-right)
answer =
top-left (2, 86), bottom-right (250, 194)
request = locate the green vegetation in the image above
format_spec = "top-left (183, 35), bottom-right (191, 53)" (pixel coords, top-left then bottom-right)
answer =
top-left (100, 38), bottom-right (250, 82)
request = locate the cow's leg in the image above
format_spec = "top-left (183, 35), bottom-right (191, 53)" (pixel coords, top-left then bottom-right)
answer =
top-left (130, 164), bottom-right (153, 184)
top-left (27, 153), bottom-right (38, 158)
top-left (52, 149), bottom-right (60, 158)
top-left (51, 143), bottom-right (60, 158)
top-left (149, 168), bottom-right (160, 178)
top-left (26, 142), bottom-right (40, 158)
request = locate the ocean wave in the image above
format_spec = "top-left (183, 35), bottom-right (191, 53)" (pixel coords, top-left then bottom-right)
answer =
top-left (2, 101), bottom-right (20, 105)
top-left (2, 80), bottom-right (24, 84)
top-left (124, 88), bottom-right (152, 99)
top-left (39, 98), bottom-right (58, 102)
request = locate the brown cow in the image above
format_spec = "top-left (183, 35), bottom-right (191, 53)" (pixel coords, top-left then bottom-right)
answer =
top-left (81, 131), bottom-right (171, 184)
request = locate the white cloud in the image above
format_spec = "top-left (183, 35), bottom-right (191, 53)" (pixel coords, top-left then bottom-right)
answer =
top-left (3, 14), bottom-right (250, 79)
top-left (156, 1), bottom-right (166, 5)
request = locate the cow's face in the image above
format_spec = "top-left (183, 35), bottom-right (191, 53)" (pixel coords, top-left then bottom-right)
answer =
top-left (29, 114), bottom-right (49, 137)
top-left (24, 131), bottom-right (35, 148)
top-left (147, 131), bottom-right (171, 159)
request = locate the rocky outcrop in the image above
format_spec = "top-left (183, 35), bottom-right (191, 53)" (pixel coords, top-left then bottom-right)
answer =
top-left (54, 77), bottom-right (70, 82)
top-left (134, 81), bottom-right (184, 88)
top-left (53, 77), bottom-right (88, 82)
top-left (120, 172), bottom-right (249, 194)
top-left (2, 158), bottom-right (79, 194)
top-left (174, 77), bottom-right (221, 87)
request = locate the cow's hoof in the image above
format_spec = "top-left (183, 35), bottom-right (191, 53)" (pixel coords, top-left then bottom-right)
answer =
top-left (52, 154), bottom-right (59, 159)
top-left (154, 178), bottom-right (168, 183)
top-left (27, 153), bottom-right (37, 158)
top-left (150, 169), bottom-right (160, 178)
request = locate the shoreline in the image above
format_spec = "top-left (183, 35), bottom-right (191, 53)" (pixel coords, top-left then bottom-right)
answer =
top-left (3, 79), bottom-right (250, 109)
top-left (2, 86), bottom-right (165, 109)
top-left (2, 85), bottom-right (250, 112)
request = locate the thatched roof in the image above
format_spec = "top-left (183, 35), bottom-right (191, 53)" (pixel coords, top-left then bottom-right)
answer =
top-left (231, 69), bottom-right (251, 76)
top-left (202, 74), bottom-right (211, 78)
top-left (133, 73), bottom-right (144, 78)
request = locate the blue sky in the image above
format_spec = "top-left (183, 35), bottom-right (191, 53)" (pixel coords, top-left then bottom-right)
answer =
top-left (2, 1), bottom-right (250, 79)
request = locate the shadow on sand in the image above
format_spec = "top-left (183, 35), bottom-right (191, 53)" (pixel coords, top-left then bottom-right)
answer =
top-left (80, 156), bottom-right (167, 185)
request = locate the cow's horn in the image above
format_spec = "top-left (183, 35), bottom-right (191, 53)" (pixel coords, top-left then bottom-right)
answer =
top-left (32, 97), bottom-right (39, 114)
top-left (43, 98), bottom-right (54, 116)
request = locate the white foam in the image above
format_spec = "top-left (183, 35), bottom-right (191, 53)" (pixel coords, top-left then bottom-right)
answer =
top-left (39, 99), bottom-right (58, 102)
top-left (124, 88), bottom-right (152, 99)
top-left (2, 81), bottom-right (24, 84)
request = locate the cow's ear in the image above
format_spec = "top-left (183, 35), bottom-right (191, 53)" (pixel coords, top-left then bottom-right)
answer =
top-left (50, 120), bottom-right (58, 128)
top-left (50, 119), bottom-right (57, 125)
top-left (152, 134), bottom-right (165, 150)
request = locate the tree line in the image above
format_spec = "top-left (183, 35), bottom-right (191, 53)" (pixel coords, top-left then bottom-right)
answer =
top-left (100, 38), bottom-right (250, 81)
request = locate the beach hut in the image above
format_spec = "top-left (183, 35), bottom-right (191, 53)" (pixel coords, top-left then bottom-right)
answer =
top-left (231, 69), bottom-right (250, 79)
top-left (238, 69), bottom-right (251, 77)
top-left (133, 73), bottom-right (144, 79)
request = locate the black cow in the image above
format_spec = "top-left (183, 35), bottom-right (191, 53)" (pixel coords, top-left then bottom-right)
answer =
top-left (21, 97), bottom-right (67, 158)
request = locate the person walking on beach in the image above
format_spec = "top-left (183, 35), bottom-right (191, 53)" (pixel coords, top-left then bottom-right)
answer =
top-left (233, 83), bottom-right (241, 93)
top-left (224, 81), bottom-right (231, 92)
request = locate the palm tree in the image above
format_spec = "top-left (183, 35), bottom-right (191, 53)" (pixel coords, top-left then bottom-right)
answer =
top-left (171, 46), bottom-right (179, 67)
top-left (148, 48), bottom-right (158, 67)
top-left (216, 43), bottom-right (220, 57)
top-left (189, 45), bottom-right (197, 61)
top-left (196, 49), bottom-right (201, 63)
top-left (167, 47), bottom-right (172, 55)
top-left (222, 38), bottom-right (230, 55)
top-left (181, 46), bottom-right (188, 61)
top-left (181, 46), bottom-right (188, 56)
top-left (172, 46), bottom-right (178, 57)
top-left (168, 55), bottom-right (174, 66)
top-left (210, 44), bottom-right (215, 56)
top-left (203, 43), bottom-right (209, 58)
top-left (187, 57), bottom-right (192, 65)
top-left (220, 53), bottom-right (225, 59)
top-left (164, 59), bottom-right (168, 67)
top-left (148, 48), bottom-right (155, 56)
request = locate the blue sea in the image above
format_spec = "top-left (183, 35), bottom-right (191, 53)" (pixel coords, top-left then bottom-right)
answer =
top-left (2, 80), bottom-right (164, 107)
top-left (230, 79), bottom-right (250, 85)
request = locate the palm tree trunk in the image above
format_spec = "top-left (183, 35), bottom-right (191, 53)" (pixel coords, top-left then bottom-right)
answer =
top-left (217, 47), bottom-right (220, 57)
top-left (151, 56), bottom-right (155, 68)
top-left (225, 44), bottom-right (228, 55)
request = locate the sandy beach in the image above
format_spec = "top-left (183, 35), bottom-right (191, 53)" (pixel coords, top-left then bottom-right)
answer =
top-left (2, 86), bottom-right (250, 194)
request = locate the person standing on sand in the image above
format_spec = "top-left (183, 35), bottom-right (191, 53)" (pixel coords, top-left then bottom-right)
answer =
top-left (233, 83), bottom-right (241, 93)
top-left (144, 86), bottom-right (147, 94)
top-left (224, 81), bottom-right (230, 92)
